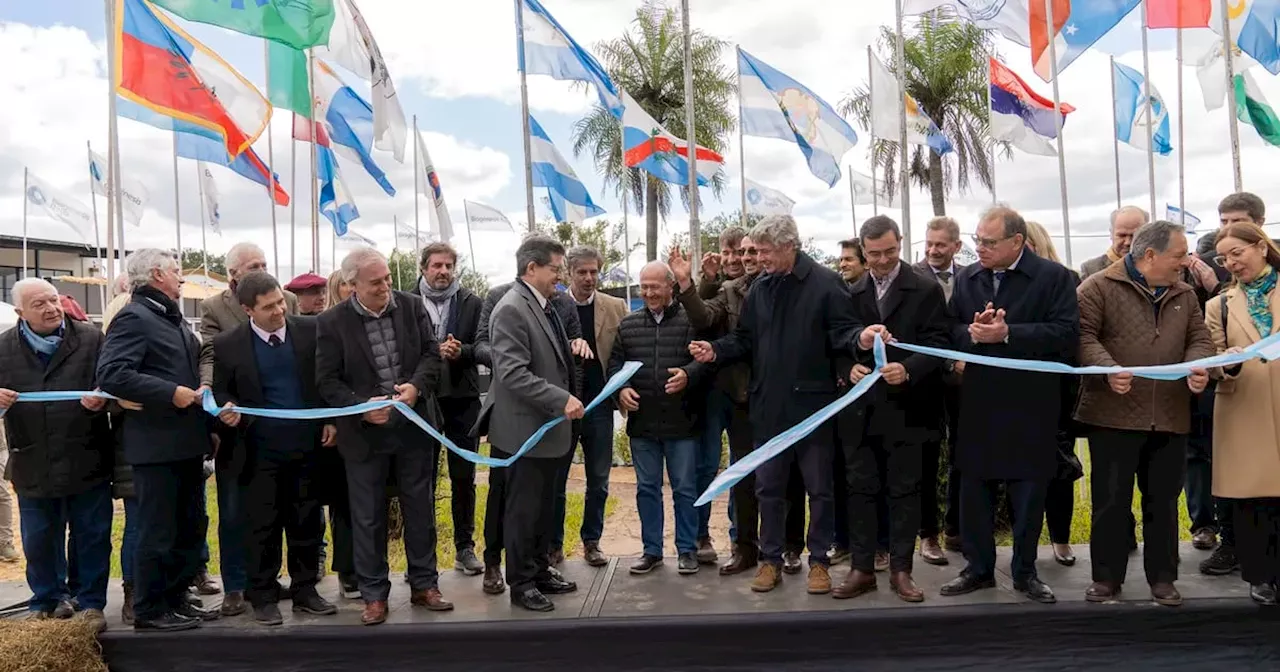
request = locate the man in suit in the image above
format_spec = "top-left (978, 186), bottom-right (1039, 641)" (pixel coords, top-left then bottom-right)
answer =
top-left (98, 249), bottom-right (219, 631)
top-left (939, 206), bottom-right (1079, 604)
top-left (915, 216), bottom-right (967, 560)
top-left (211, 272), bottom-right (338, 625)
top-left (315, 247), bottom-right (451, 625)
top-left (1080, 206), bottom-right (1145, 280)
top-left (477, 235), bottom-right (583, 612)
top-left (409, 242), bottom-right (485, 576)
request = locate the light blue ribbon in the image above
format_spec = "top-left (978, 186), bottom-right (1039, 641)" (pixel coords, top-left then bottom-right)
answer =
top-left (0, 390), bottom-right (115, 418)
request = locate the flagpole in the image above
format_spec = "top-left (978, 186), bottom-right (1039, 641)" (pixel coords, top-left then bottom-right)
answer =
top-left (986, 60), bottom-right (997, 203)
top-left (462, 201), bottom-right (479, 274)
top-left (1220, 0), bottom-right (1243, 191)
top-left (1044, 0), bottom-right (1073, 267)
top-left (102, 0), bottom-right (118, 282)
top-left (894, 0), bottom-right (911, 252)
top-left (867, 45), bottom-right (879, 217)
top-left (106, 0), bottom-right (126, 263)
top-left (172, 131), bottom-right (182, 274)
top-left (736, 45), bottom-right (748, 228)
top-left (1177, 27), bottom-right (1186, 226)
top-left (196, 164), bottom-right (209, 277)
top-left (515, 0), bottom-right (536, 230)
top-left (290, 126), bottom-right (297, 277)
top-left (21, 167), bottom-right (28, 278)
top-left (308, 49), bottom-right (320, 271)
top-left (86, 141), bottom-right (108, 311)
top-left (1139, 0), bottom-right (1157, 218)
top-left (848, 167), bottom-right (857, 229)
top-left (413, 114), bottom-right (421, 255)
top-left (619, 117), bottom-right (633, 308)
top-left (681, 0), bottom-right (701, 275)
top-left (1109, 55), bottom-right (1122, 211)
top-left (264, 42), bottom-right (280, 279)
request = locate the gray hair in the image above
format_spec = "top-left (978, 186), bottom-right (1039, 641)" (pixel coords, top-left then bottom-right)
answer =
top-left (340, 247), bottom-right (388, 284)
top-left (1130, 220), bottom-right (1185, 258)
top-left (566, 246), bottom-right (604, 271)
top-left (126, 249), bottom-right (178, 290)
top-left (226, 242), bottom-right (265, 275)
top-left (979, 205), bottom-right (1028, 240)
top-left (926, 216), bottom-right (961, 242)
top-left (748, 215), bottom-right (800, 249)
top-left (515, 235), bottom-right (566, 277)
top-left (1110, 205), bottom-right (1149, 230)
top-left (111, 273), bottom-right (130, 297)
top-left (11, 278), bottom-right (58, 307)
top-left (638, 260), bottom-right (675, 284)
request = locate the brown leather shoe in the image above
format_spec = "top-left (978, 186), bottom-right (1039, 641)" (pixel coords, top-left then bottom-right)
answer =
top-left (832, 569), bottom-right (877, 600)
top-left (1150, 582), bottom-right (1183, 607)
top-left (890, 571), bottom-right (925, 603)
top-left (219, 591), bottom-right (248, 616)
top-left (807, 564), bottom-right (832, 595)
top-left (583, 541), bottom-right (608, 567)
top-left (719, 545), bottom-right (758, 576)
top-left (192, 571), bottom-right (221, 596)
top-left (361, 600), bottom-right (388, 625)
top-left (874, 551), bottom-right (890, 572)
top-left (919, 537), bottom-right (949, 566)
top-left (750, 563), bottom-right (782, 593)
top-left (411, 587), bottom-right (455, 611)
top-left (1085, 581), bottom-right (1121, 603)
top-left (482, 566), bottom-right (506, 595)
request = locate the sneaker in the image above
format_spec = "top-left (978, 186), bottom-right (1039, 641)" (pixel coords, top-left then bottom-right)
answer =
top-left (53, 599), bottom-right (75, 619)
top-left (339, 573), bottom-right (361, 599)
top-left (0, 543), bottom-right (19, 563)
top-left (455, 548), bottom-right (484, 576)
top-left (828, 545), bottom-right (851, 565)
top-left (292, 588), bottom-right (338, 615)
top-left (695, 538), bottom-right (718, 565)
top-left (1200, 545), bottom-right (1239, 576)
top-left (1191, 527), bottom-right (1218, 551)
top-left (677, 552), bottom-right (699, 575)
top-left (629, 554), bottom-right (663, 575)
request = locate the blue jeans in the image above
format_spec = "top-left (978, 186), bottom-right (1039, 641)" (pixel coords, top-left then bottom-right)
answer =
top-left (698, 390), bottom-right (733, 540)
top-left (19, 481), bottom-right (113, 612)
top-left (577, 406), bottom-right (614, 544)
top-left (202, 466), bottom-right (248, 592)
top-left (630, 437), bottom-right (698, 558)
top-left (120, 498), bottom-right (140, 583)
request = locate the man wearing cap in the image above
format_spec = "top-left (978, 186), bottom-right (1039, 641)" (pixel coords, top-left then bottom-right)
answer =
top-left (286, 273), bottom-right (329, 316)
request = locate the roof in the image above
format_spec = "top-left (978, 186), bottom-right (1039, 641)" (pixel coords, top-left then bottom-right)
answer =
top-left (0, 234), bottom-right (134, 258)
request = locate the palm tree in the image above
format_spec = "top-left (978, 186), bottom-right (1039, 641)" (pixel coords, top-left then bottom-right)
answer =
top-left (571, 1), bottom-right (735, 260)
top-left (840, 14), bottom-right (1001, 215)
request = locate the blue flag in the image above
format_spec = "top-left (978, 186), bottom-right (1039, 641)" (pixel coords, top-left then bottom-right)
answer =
top-left (1112, 61), bottom-right (1172, 156)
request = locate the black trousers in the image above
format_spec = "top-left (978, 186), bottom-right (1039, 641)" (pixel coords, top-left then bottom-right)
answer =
top-left (1232, 498), bottom-right (1280, 585)
top-left (962, 476), bottom-right (1046, 582)
top-left (845, 434), bottom-right (922, 573)
top-left (244, 454), bottom-right (324, 607)
top-left (132, 458), bottom-right (206, 621)
top-left (433, 397), bottom-right (480, 552)
top-left (1045, 478), bottom-right (1075, 545)
top-left (483, 446), bottom-right (513, 568)
top-left (1088, 429), bottom-right (1185, 586)
top-left (920, 439), bottom-right (942, 540)
top-left (940, 385), bottom-right (963, 539)
top-left (757, 432), bottom-right (833, 566)
top-left (504, 454), bottom-right (561, 593)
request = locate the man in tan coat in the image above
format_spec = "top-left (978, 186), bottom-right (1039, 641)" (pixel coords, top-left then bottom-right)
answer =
top-left (1075, 220), bottom-right (1214, 607)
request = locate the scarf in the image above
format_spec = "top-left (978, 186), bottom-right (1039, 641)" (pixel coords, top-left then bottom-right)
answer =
top-left (19, 319), bottom-right (64, 361)
top-left (1242, 265), bottom-right (1277, 337)
top-left (134, 285), bottom-right (184, 325)
top-left (1124, 253), bottom-right (1169, 310)
top-left (418, 276), bottom-right (459, 340)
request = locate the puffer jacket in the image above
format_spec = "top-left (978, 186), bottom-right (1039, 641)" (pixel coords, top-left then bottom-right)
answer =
top-left (678, 272), bottom-right (756, 404)
top-left (607, 302), bottom-right (709, 440)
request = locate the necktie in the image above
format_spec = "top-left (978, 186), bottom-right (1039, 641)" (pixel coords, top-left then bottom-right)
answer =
top-left (993, 270), bottom-right (1006, 296)
top-left (937, 270), bottom-right (952, 282)
top-left (937, 270), bottom-right (954, 302)
top-left (268, 334), bottom-right (282, 348)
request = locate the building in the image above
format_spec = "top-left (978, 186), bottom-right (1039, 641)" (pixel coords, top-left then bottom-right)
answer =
top-left (0, 234), bottom-right (118, 306)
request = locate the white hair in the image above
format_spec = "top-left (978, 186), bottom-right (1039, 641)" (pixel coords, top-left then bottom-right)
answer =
top-left (748, 215), bottom-right (801, 249)
top-left (1110, 205), bottom-right (1149, 230)
top-left (126, 249), bottom-right (178, 290)
top-left (639, 260), bottom-right (675, 284)
top-left (111, 273), bottom-right (130, 297)
top-left (12, 278), bottom-right (58, 307)
top-left (226, 242), bottom-right (265, 276)
top-left (341, 247), bottom-right (388, 284)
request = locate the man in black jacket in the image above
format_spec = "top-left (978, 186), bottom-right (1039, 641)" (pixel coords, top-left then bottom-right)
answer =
top-left (211, 272), bottom-right (338, 625)
top-left (410, 242), bottom-right (485, 576)
top-left (98, 249), bottom-right (218, 632)
top-left (0, 279), bottom-right (112, 629)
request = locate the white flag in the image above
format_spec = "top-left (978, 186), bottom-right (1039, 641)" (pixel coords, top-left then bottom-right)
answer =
top-left (396, 221), bottom-right (430, 248)
top-left (25, 171), bottom-right (94, 245)
top-left (869, 54), bottom-right (953, 155)
top-left (1196, 42), bottom-right (1258, 112)
top-left (464, 200), bottom-right (515, 232)
top-left (314, 0), bottom-right (408, 162)
top-left (849, 168), bottom-right (894, 207)
top-left (340, 228), bottom-right (379, 248)
top-left (198, 162), bottom-right (221, 236)
top-left (415, 132), bottom-right (454, 241)
top-left (743, 178), bottom-right (795, 216)
top-left (88, 149), bottom-right (149, 227)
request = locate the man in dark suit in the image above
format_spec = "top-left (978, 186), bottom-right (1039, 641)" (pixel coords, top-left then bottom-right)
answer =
top-left (98, 249), bottom-right (218, 632)
top-left (315, 247), bottom-right (451, 626)
top-left (476, 235), bottom-right (582, 612)
top-left (409, 242), bottom-right (485, 576)
top-left (939, 206), bottom-right (1079, 604)
top-left (211, 272), bottom-right (338, 625)
top-left (833, 216), bottom-right (948, 603)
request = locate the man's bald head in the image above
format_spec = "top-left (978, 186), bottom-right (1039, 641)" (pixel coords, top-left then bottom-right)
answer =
top-left (638, 261), bottom-right (674, 311)
top-left (1109, 206), bottom-right (1149, 256)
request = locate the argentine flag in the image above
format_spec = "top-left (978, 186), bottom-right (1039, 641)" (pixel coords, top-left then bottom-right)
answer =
top-left (1165, 204), bottom-right (1201, 233)
top-left (1112, 61), bottom-right (1172, 156)
top-left (518, 0), bottom-right (623, 118)
top-left (529, 116), bottom-right (605, 225)
top-left (313, 60), bottom-right (396, 196)
top-left (738, 48), bottom-right (858, 187)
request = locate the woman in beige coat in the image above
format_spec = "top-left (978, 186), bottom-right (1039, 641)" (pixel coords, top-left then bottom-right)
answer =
top-left (1204, 221), bottom-right (1280, 606)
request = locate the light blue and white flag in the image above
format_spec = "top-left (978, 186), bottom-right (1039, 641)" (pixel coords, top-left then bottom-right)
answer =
top-left (88, 148), bottom-right (149, 226)
top-left (317, 147), bottom-right (359, 236)
top-left (1165, 204), bottom-right (1202, 233)
top-left (1112, 61), bottom-right (1173, 156)
top-left (518, 0), bottom-right (623, 118)
top-left (1235, 0), bottom-right (1280, 76)
top-left (737, 48), bottom-right (858, 187)
top-left (529, 115), bottom-right (605, 225)
top-left (313, 59), bottom-right (395, 196)
top-left (744, 178), bottom-right (795, 216)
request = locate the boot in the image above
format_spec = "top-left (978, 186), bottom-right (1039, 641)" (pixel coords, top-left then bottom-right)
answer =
top-left (121, 581), bottom-right (135, 626)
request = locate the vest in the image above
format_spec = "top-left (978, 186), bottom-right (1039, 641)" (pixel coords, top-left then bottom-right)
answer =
top-left (251, 334), bottom-right (310, 457)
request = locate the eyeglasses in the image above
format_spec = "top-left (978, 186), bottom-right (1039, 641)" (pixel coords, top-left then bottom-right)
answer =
top-left (737, 247), bottom-right (758, 256)
top-left (971, 234), bottom-right (1014, 249)
top-left (1213, 244), bottom-right (1257, 268)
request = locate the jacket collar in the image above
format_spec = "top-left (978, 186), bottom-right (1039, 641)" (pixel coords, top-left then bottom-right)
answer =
top-left (1101, 254), bottom-right (1192, 302)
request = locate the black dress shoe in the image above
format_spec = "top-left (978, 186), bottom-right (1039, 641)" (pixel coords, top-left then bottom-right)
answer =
top-left (292, 588), bottom-right (338, 615)
top-left (135, 611), bottom-right (201, 632)
top-left (253, 603), bottom-right (284, 626)
top-left (175, 601), bottom-right (222, 621)
top-left (940, 573), bottom-right (996, 597)
top-left (512, 588), bottom-right (554, 612)
top-left (1014, 577), bottom-right (1057, 604)
top-left (1250, 582), bottom-right (1278, 606)
top-left (535, 574), bottom-right (577, 595)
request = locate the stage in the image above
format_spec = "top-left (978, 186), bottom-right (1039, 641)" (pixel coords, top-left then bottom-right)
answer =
top-left (7, 543), bottom-right (1277, 671)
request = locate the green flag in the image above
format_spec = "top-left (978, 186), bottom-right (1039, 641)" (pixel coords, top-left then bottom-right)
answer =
top-left (1234, 71), bottom-right (1280, 147)
top-left (147, 0), bottom-right (335, 50)
top-left (268, 42), bottom-right (311, 119)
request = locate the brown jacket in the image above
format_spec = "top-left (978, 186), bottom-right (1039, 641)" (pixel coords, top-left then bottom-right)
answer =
top-left (678, 272), bottom-right (756, 404)
top-left (1205, 284), bottom-right (1280, 498)
top-left (1073, 261), bottom-right (1214, 434)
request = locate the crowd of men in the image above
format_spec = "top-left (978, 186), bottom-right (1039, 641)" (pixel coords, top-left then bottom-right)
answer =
top-left (1, 190), bottom-right (1277, 634)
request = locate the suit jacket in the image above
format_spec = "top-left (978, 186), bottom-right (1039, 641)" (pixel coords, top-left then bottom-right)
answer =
top-left (913, 260), bottom-right (967, 304)
top-left (212, 316), bottom-right (325, 478)
top-left (409, 283), bottom-right (484, 399)
top-left (582, 291), bottom-right (627, 406)
top-left (315, 292), bottom-right (441, 463)
top-left (476, 282), bottom-right (582, 367)
top-left (97, 289), bottom-right (212, 466)
top-left (198, 287), bottom-right (299, 386)
top-left (473, 281), bottom-right (574, 459)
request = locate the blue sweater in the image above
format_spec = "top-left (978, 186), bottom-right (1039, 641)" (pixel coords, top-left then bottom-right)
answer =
top-left (251, 334), bottom-right (311, 457)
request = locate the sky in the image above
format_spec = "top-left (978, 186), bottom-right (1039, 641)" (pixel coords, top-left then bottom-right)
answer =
top-left (1, 0), bottom-right (1276, 287)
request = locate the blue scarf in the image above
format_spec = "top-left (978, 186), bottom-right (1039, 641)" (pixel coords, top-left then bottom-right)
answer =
top-left (19, 319), bottom-right (64, 364)
top-left (1242, 265), bottom-right (1277, 337)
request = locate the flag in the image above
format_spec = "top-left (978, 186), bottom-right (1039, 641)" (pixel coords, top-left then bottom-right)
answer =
top-left (954, 243), bottom-right (980, 266)
top-left (737, 48), bottom-right (858, 187)
top-left (902, 1), bottom-right (1030, 45)
top-left (529, 115), bottom-right (605, 225)
top-left (312, 0), bottom-right (407, 162)
top-left (414, 132), bottom-right (455, 242)
top-left (88, 149), bottom-right (150, 226)
top-left (849, 169), bottom-right (894, 207)
top-left (304, 59), bottom-right (395, 196)
top-left (464, 201), bottom-right (516, 233)
top-left (115, 0), bottom-right (271, 158)
top-left (869, 54), bottom-right (953, 155)
top-left (1165, 204), bottom-right (1202, 232)
top-left (988, 57), bottom-right (1074, 156)
top-left (317, 145), bottom-right (360, 236)
top-left (267, 42), bottom-right (310, 119)
top-left (519, 0), bottom-right (623, 118)
top-left (1147, 0), bottom-right (1212, 28)
top-left (1196, 41), bottom-right (1259, 111)
top-left (1235, 1), bottom-right (1280, 75)
top-left (25, 172), bottom-right (94, 245)
top-left (744, 178), bottom-right (795, 216)
top-left (1031, 0), bottom-right (1141, 82)
top-left (198, 162), bottom-right (221, 235)
top-left (1112, 61), bottom-right (1173, 155)
top-left (1234, 70), bottom-right (1280, 146)
top-left (396, 221), bottom-right (431, 248)
top-left (145, 0), bottom-right (334, 50)
top-left (621, 91), bottom-right (725, 186)
top-left (340, 228), bottom-right (378, 247)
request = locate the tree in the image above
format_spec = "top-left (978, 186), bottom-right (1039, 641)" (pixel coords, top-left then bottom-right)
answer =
top-left (669, 211), bottom-right (837, 269)
top-left (181, 249), bottom-right (225, 275)
top-left (839, 14), bottom-right (998, 215)
top-left (571, 1), bottom-right (736, 262)
top-left (535, 217), bottom-right (641, 287)
top-left (388, 249), bottom-right (490, 297)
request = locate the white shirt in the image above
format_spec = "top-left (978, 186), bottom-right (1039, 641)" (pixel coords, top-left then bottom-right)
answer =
top-left (520, 280), bottom-right (548, 310)
top-left (250, 319), bottom-right (287, 345)
top-left (572, 290), bottom-right (596, 307)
